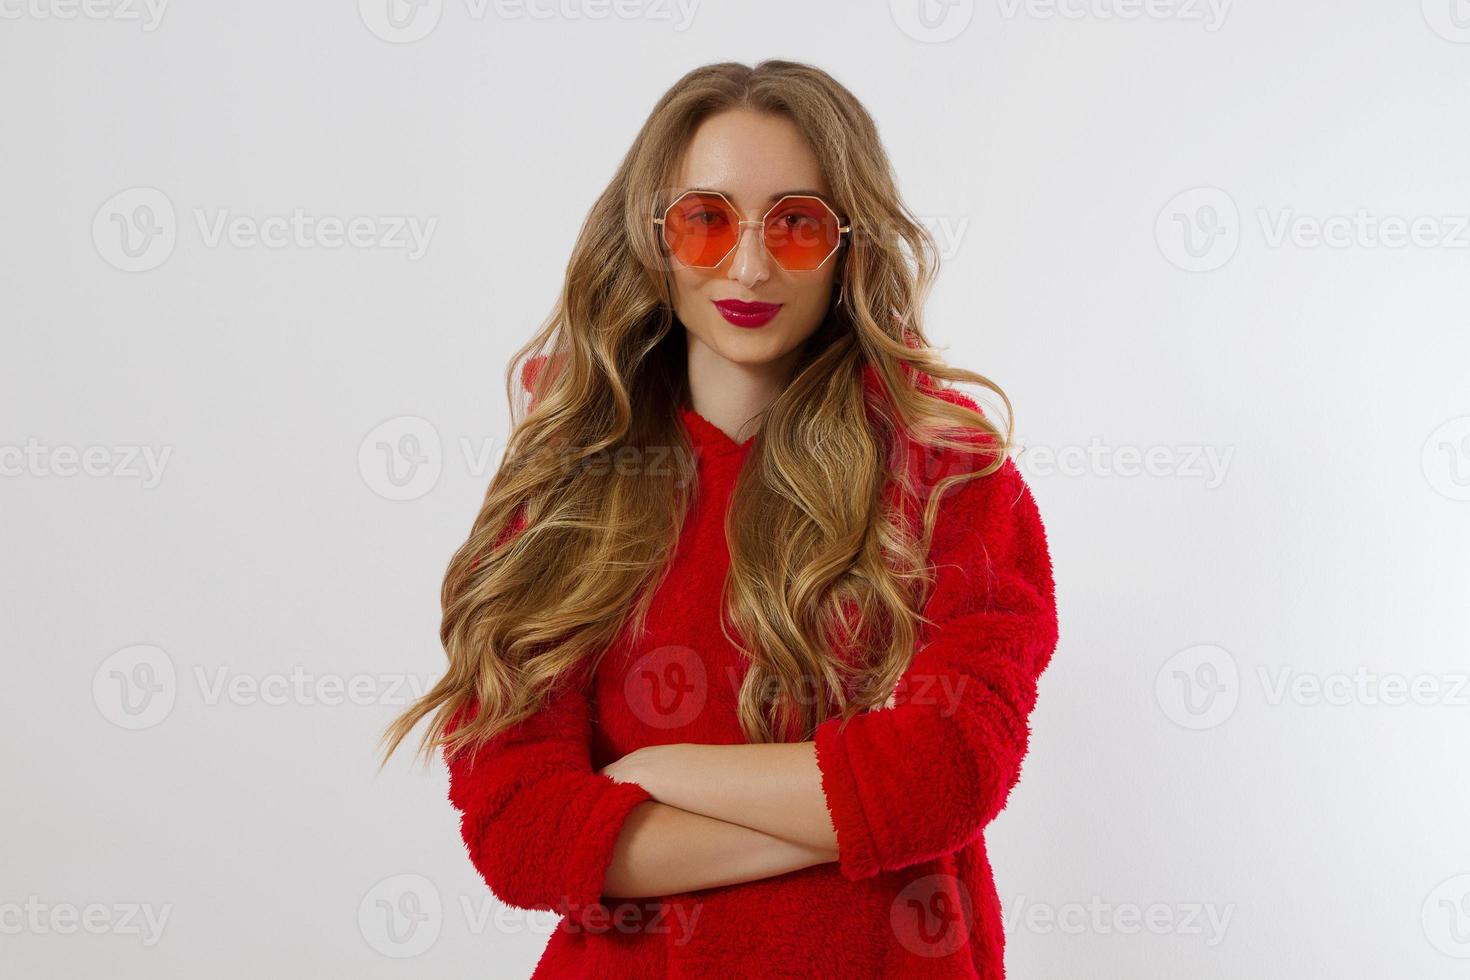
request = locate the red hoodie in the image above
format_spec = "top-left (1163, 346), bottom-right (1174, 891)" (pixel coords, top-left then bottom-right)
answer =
top-left (445, 358), bottom-right (1059, 978)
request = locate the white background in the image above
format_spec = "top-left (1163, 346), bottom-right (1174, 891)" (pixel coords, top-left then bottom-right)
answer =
top-left (3, 1), bottom-right (1468, 977)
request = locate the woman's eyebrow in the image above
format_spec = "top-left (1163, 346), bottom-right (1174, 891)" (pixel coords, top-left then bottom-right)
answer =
top-left (685, 186), bottom-right (831, 203)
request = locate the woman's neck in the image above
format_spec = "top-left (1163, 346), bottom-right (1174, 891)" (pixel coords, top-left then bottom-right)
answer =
top-left (684, 335), bottom-right (799, 445)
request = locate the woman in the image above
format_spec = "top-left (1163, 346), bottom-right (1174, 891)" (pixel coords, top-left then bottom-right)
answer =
top-left (381, 59), bottom-right (1059, 979)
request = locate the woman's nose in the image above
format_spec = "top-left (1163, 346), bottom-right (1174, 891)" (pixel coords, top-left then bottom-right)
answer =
top-left (727, 222), bottom-right (770, 288)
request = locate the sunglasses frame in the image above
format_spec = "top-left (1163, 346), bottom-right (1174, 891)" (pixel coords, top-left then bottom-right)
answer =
top-left (653, 189), bottom-right (852, 272)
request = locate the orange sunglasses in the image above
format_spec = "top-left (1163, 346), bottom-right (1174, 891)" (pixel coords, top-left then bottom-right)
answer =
top-left (654, 190), bottom-right (851, 272)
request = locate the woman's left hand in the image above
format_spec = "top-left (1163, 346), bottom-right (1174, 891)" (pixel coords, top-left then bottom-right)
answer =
top-left (599, 743), bottom-right (681, 796)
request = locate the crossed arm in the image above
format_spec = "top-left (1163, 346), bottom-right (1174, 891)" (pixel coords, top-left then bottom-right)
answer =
top-left (598, 742), bottom-right (838, 898)
top-left (445, 457), bottom-right (1058, 910)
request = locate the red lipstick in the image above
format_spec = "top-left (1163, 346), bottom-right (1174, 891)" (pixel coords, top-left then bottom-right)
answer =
top-left (713, 299), bottom-right (782, 328)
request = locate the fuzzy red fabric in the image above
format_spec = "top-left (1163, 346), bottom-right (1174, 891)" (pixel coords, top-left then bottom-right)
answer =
top-left (444, 358), bottom-right (1059, 978)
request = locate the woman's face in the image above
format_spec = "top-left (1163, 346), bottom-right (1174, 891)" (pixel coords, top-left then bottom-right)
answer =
top-left (664, 108), bottom-right (843, 371)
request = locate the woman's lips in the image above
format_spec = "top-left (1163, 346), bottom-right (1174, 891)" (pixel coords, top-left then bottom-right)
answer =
top-left (713, 299), bottom-right (783, 328)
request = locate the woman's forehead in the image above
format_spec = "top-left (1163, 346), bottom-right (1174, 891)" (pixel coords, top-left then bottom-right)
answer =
top-left (675, 111), bottom-right (831, 204)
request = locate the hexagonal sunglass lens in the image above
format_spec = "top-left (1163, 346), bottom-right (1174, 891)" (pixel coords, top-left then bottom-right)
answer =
top-left (761, 196), bottom-right (843, 271)
top-left (661, 192), bottom-right (741, 268)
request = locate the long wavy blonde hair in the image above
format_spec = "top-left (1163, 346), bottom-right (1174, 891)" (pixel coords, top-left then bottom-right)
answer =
top-left (380, 59), bottom-right (1014, 767)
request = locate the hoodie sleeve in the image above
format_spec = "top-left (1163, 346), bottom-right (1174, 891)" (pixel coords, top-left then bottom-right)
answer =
top-left (444, 503), bottom-right (654, 913)
top-left (444, 677), bottom-right (655, 913)
top-left (812, 453), bottom-right (1059, 882)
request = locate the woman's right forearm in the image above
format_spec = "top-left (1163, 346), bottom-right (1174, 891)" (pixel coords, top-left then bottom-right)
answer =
top-left (601, 800), bottom-right (833, 899)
